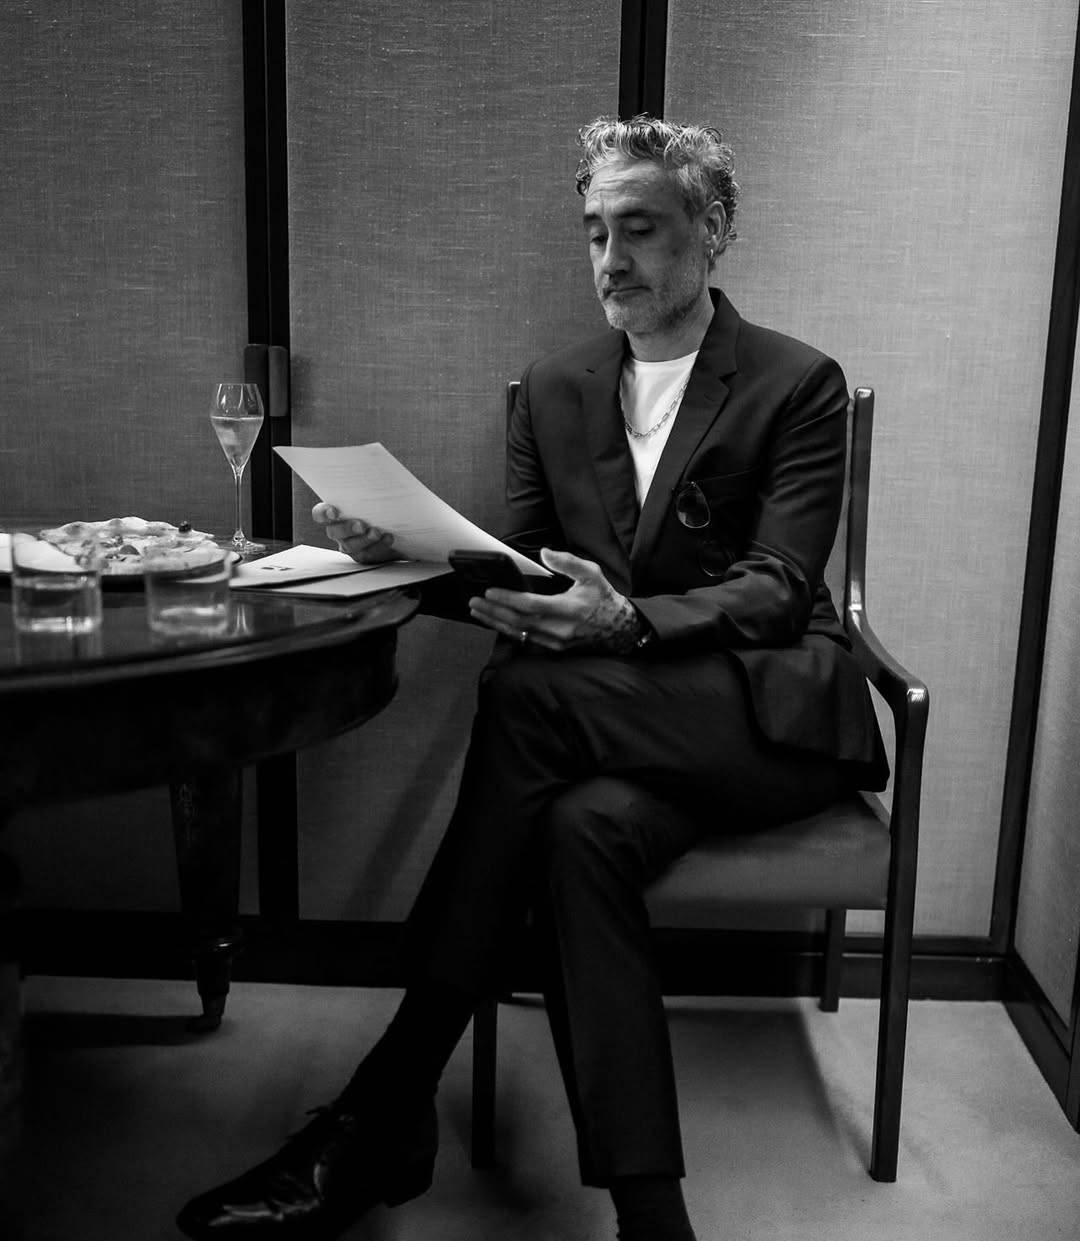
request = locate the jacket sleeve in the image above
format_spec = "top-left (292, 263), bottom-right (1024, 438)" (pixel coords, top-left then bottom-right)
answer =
top-left (632, 356), bottom-right (848, 648)
top-left (502, 362), bottom-right (568, 560)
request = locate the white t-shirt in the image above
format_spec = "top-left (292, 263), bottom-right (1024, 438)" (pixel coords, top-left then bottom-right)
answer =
top-left (619, 350), bottom-right (699, 504)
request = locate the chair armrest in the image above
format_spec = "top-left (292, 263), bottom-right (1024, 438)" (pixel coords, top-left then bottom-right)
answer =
top-left (847, 605), bottom-right (929, 893)
top-left (847, 606), bottom-right (929, 731)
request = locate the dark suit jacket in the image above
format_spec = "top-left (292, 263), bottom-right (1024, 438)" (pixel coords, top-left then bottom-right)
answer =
top-left (503, 289), bottom-right (889, 789)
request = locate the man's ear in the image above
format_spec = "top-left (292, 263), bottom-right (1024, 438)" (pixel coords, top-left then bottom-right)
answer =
top-left (704, 201), bottom-right (728, 256)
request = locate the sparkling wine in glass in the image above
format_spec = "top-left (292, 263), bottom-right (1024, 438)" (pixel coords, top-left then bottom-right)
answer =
top-left (210, 381), bottom-right (265, 556)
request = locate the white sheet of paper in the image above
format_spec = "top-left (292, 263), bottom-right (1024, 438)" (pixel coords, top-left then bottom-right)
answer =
top-left (257, 558), bottom-right (452, 598)
top-left (274, 443), bottom-right (550, 576)
top-left (230, 543), bottom-right (375, 589)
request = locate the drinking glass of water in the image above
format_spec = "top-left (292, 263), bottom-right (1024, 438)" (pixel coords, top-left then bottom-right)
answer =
top-left (210, 381), bottom-right (265, 556)
top-left (143, 546), bottom-right (233, 638)
top-left (9, 530), bottom-right (103, 634)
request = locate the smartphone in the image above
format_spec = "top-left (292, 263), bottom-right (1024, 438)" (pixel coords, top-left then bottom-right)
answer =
top-left (449, 550), bottom-right (527, 595)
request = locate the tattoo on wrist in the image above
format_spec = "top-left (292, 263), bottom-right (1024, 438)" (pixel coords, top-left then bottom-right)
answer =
top-left (604, 598), bottom-right (648, 654)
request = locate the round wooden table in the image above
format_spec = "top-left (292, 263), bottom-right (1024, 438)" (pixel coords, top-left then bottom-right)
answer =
top-left (0, 578), bottom-right (419, 1025)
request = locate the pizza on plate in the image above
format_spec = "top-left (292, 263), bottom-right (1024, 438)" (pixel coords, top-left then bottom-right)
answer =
top-left (38, 516), bottom-right (223, 576)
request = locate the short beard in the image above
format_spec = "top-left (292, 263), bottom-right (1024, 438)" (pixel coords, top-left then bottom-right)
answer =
top-left (599, 282), bottom-right (702, 337)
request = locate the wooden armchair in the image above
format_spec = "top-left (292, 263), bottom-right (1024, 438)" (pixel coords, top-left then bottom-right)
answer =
top-left (470, 385), bottom-right (929, 1183)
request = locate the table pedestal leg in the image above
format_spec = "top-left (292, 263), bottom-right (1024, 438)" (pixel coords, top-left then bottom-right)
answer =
top-left (170, 769), bottom-right (243, 1033)
top-left (0, 827), bottom-right (22, 1237)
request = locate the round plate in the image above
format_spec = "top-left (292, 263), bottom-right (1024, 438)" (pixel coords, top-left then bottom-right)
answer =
top-left (0, 542), bottom-right (242, 590)
top-left (101, 549), bottom-right (241, 590)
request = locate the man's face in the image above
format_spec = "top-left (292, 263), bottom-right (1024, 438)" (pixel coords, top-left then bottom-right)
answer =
top-left (583, 156), bottom-right (712, 338)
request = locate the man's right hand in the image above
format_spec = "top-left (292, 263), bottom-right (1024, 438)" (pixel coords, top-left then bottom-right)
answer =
top-left (311, 503), bottom-right (398, 565)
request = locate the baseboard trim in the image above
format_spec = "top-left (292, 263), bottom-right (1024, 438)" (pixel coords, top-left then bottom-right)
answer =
top-left (1003, 951), bottom-right (1076, 1126)
top-left (17, 910), bottom-right (1005, 1001)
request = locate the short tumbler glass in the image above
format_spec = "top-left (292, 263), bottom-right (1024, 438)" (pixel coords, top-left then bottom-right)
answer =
top-left (143, 547), bottom-right (233, 637)
top-left (10, 531), bottom-right (103, 634)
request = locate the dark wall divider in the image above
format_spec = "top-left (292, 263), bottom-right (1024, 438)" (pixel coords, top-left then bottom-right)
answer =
top-left (242, 0), bottom-right (292, 544)
top-left (618, 0), bottom-right (669, 118)
top-left (996, 11), bottom-right (1080, 1131)
top-left (993, 2), bottom-right (1080, 957)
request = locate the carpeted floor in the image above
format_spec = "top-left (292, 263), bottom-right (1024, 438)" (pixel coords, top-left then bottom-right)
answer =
top-left (13, 976), bottom-right (1080, 1240)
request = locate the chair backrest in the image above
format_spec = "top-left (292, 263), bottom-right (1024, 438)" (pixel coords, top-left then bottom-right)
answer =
top-left (505, 380), bottom-right (874, 633)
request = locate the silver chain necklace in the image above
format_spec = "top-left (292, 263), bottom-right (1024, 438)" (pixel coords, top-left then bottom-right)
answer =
top-left (621, 374), bottom-right (691, 440)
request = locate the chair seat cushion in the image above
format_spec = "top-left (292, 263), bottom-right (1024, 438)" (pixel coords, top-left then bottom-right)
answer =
top-left (645, 794), bottom-right (890, 913)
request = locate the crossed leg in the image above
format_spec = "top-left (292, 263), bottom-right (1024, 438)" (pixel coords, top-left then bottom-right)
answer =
top-left (176, 644), bottom-right (852, 1240)
top-left (408, 646), bottom-right (850, 1179)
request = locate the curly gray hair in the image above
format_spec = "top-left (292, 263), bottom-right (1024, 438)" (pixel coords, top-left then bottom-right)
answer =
top-left (575, 114), bottom-right (740, 262)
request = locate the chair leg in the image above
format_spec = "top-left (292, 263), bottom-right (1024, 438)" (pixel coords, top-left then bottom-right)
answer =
top-left (869, 901), bottom-right (914, 1182)
top-left (820, 907), bottom-right (846, 1012)
top-left (470, 999), bottom-right (498, 1169)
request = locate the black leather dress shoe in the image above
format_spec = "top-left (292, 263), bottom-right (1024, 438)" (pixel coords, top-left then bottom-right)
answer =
top-left (176, 1098), bottom-right (437, 1238)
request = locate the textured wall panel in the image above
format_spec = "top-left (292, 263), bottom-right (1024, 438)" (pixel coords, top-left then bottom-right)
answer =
top-left (286, 0), bottom-right (620, 918)
top-left (0, 0), bottom-right (249, 523)
top-left (1, 1), bottom-right (254, 912)
top-left (1015, 328), bottom-right (1080, 1025)
top-left (666, 0), bottom-right (1076, 936)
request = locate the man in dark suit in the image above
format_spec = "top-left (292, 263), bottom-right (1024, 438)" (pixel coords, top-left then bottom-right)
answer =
top-left (179, 115), bottom-right (886, 1241)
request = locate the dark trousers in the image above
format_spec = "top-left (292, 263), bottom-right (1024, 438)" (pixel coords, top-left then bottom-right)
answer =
top-left (407, 645), bottom-right (850, 1185)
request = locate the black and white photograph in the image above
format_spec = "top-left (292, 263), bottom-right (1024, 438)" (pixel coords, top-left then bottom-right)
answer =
top-left (1, 3), bottom-right (1078, 1239)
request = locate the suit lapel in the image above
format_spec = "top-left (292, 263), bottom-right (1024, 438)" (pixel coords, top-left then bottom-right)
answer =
top-left (580, 333), bottom-right (639, 556)
top-left (629, 290), bottom-right (740, 570)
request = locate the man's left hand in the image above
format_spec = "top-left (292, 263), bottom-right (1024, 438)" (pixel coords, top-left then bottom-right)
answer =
top-left (468, 548), bottom-right (649, 654)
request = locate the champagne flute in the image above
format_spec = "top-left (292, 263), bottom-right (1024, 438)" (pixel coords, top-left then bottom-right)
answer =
top-left (210, 381), bottom-right (265, 556)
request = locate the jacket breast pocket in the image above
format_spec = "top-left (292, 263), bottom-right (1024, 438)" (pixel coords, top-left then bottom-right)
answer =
top-left (676, 469), bottom-right (758, 578)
